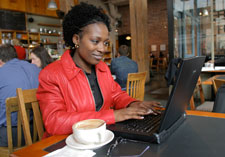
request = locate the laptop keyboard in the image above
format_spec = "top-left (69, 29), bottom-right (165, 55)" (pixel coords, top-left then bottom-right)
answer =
top-left (121, 114), bottom-right (162, 133)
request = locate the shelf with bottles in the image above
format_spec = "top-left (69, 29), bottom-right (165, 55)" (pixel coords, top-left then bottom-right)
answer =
top-left (16, 31), bottom-right (29, 41)
top-left (38, 23), bottom-right (62, 37)
top-left (40, 33), bottom-right (61, 37)
top-left (0, 31), bottom-right (13, 44)
top-left (40, 37), bottom-right (58, 46)
top-left (27, 32), bottom-right (40, 47)
top-left (0, 30), bottom-right (29, 44)
top-left (28, 33), bottom-right (40, 40)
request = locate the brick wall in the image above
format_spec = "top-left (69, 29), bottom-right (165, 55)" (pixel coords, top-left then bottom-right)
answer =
top-left (118, 5), bottom-right (131, 35)
top-left (118, 0), bottom-right (168, 57)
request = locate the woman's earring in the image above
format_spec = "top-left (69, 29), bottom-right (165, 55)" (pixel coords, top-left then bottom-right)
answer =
top-left (75, 44), bottom-right (79, 48)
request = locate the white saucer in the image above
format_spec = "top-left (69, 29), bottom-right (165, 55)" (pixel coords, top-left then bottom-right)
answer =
top-left (66, 130), bottom-right (114, 150)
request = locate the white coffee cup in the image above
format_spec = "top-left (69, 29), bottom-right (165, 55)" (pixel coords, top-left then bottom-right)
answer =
top-left (205, 62), bottom-right (214, 68)
top-left (72, 119), bottom-right (106, 145)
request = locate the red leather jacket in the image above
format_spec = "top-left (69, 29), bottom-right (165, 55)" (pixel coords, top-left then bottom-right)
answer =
top-left (37, 50), bottom-right (136, 136)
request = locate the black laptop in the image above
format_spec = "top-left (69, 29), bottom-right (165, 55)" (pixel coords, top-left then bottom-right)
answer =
top-left (107, 56), bottom-right (206, 144)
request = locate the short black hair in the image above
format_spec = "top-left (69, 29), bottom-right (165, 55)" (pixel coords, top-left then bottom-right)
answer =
top-left (31, 46), bottom-right (53, 69)
top-left (118, 45), bottom-right (130, 56)
top-left (0, 44), bottom-right (17, 62)
top-left (63, 2), bottom-right (111, 48)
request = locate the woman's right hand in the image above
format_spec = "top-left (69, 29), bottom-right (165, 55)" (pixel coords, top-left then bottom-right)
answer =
top-left (114, 102), bottom-right (159, 122)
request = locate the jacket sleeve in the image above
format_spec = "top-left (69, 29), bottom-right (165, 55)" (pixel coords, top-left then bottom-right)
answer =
top-left (37, 69), bottom-right (115, 136)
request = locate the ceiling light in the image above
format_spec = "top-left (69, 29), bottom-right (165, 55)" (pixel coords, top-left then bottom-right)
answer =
top-left (126, 36), bottom-right (131, 40)
top-left (203, 9), bottom-right (209, 16)
top-left (29, 44), bottom-right (35, 48)
top-left (47, 0), bottom-right (58, 10)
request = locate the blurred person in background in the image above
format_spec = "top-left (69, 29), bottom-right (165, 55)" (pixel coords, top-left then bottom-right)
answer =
top-left (30, 46), bottom-right (53, 69)
top-left (0, 44), bottom-right (40, 146)
top-left (12, 39), bottom-right (26, 60)
top-left (111, 45), bottom-right (138, 90)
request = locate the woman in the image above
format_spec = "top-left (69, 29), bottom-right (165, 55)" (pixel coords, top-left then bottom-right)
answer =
top-left (30, 46), bottom-right (53, 69)
top-left (37, 3), bottom-right (160, 137)
top-left (12, 39), bottom-right (26, 60)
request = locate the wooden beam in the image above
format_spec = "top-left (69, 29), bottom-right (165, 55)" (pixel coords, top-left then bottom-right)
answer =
top-left (129, 0), bottom-right (149, 82)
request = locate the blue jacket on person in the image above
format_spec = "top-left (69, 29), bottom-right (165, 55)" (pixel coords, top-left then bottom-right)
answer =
top-left (0, 58), bottom-right (40, 127)
top-left (111, 56), bottom-right (138, 90)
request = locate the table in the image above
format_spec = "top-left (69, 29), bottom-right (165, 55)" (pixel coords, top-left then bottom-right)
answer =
top-left (202, 75), bottom-right (225, 85)
top-left (201, 68), bottom-right (225, 99)
top-left (201, 66), bottom-right (225, 73)
top-left (12, 110), bottom-right (225, 157)
top-left (201, 67), bottom-right (225, 85)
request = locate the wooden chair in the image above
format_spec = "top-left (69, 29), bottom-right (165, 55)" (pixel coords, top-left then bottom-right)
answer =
top-left (0, 97), bottom-right (21, 157)
top-left (212, 78), bottom-right (225, 113)
top-left (158, 57), bottom-right (167, 70)
top-left (150, 58), bottom-right (159, 72)
top-left (16, 88), bottom-right (44, 146)
top-left (212, 78), bottom-right (225, 94)
top-left (0, 97), bottom-right (33, 156)
top-left (126, 71), bottom-right (147, 101)
top-left (189, 77), bottom-right (214, 111)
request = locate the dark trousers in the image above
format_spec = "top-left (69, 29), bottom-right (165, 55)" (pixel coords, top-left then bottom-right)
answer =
top-left (0, 124), bottom-right (33, 147)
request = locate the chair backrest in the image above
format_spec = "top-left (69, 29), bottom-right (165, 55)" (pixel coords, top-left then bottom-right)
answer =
top-left (189, 77), bottom-right (205, 110)
top-left (158, 57), bottom-right (168, 70)
top-left (5, 97), bottom-right (22, 153)
top-left (126, 71), bottom-right (147, 101)
top-left (16, 88), bottom-right (44, 146)
top-left (0, 97), bottom-right (33, 156)
top-left (213, 84), bottom-right (225, 113)
top-left (213, 78), bottom-right (225, 94)
top-left (150, 58), bottom-right (159, 71)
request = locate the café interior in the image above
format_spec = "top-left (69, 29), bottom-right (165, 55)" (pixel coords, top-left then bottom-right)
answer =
top-left (1, 0), bottom-right (225, 156)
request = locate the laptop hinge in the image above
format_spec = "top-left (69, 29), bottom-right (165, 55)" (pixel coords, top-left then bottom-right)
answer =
top-left (153, 113), bottom-right (186, 144)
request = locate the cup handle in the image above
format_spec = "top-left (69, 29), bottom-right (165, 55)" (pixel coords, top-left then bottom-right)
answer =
top-left (98, 131), bottom-right (105, 143)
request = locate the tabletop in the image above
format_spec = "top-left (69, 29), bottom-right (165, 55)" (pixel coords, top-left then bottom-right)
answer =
top-left (201, 66), bottom-right (225, 73)
top-left (11, 110), bottom-right (225, 157)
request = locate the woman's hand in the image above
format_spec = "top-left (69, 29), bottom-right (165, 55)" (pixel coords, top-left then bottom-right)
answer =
top-left (114, 101), bottom-right (162, 123)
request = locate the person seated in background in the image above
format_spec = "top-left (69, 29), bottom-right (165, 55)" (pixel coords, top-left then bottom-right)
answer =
top-left (214, 57), bottom-right (225, 66)
top-left (110, 45), bottom-right (138, 90)
top-left (30, 46), bottom-right (54, 69)
top-left (12, 39), bottom-right (26, 60)
top-left (159, 51), bottom-right (164, 58)
top-left (36, 3), bottom-right (160, 137)
top-left (0, 44), bottom-right (40, 146)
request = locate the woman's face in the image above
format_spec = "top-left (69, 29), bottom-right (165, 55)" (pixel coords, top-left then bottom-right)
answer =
top-left (30, 53), bottom-right (41, 68)
top-left (73, 22), bottom-right (109, 72)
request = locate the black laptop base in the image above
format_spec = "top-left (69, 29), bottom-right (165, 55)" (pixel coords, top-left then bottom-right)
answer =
top-left (153, 113), bottom-right (186, 144)
top-left (107, 113), bottom-right (186, 144)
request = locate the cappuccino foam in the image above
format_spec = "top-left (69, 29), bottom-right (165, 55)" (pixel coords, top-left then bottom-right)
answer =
top-left (76, 121), bottom-right (104, 130)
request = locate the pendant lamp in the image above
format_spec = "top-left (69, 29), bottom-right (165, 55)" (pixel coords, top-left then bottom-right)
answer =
top-left (47, 0), bottom-right (58, 10)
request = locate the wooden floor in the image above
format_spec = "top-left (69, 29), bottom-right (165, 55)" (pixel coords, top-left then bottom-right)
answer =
top-left (144, 70), bottom-right (169, 106)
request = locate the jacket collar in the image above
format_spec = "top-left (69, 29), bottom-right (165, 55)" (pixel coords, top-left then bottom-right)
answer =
top-left (61, 50), bottom-right (106, 80)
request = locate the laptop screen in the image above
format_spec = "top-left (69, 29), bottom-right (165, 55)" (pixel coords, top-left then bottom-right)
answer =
top-left (158, 56), bottom-right (206, 132)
